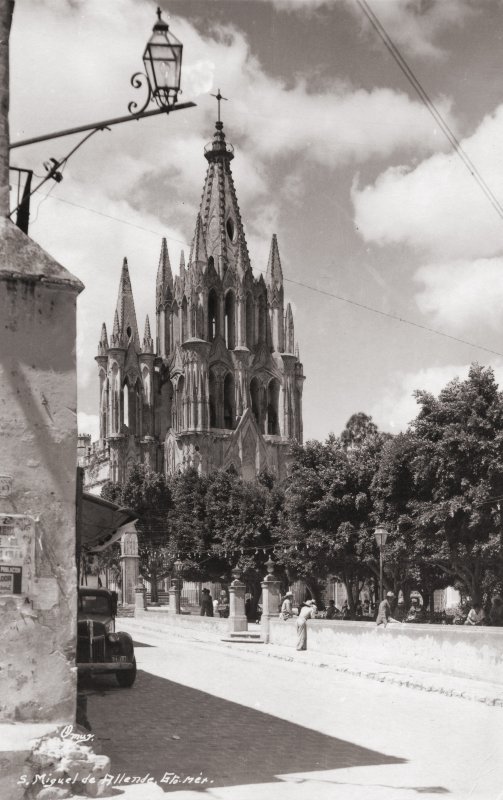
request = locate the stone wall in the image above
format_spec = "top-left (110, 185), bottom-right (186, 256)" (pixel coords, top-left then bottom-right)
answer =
top-left (0, 219), bottom-right (83, 723)
top-left (269, 618), bottom-right (503, 685)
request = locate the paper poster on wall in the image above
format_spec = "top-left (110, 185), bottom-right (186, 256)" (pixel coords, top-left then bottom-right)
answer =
top-left (0, 514), bottom-right (36, 595)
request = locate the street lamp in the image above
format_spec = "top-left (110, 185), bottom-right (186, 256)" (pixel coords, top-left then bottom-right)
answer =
top-left (374, 526), bottom-right (388, 603)
top-left (9, 8), bottom-right (196, 234)
top-left (134, 7), bottom-right (183, 113)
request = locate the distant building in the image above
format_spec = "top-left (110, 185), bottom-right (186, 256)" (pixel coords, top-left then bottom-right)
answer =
top-left (83, 118), bottom-right (305, 492)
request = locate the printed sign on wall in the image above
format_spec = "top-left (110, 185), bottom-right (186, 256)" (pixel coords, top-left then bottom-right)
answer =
top-left (0, 515), bottom-right (36, 595)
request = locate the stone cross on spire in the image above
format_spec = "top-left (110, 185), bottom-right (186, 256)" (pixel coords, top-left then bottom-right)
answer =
top-left (210, 88), bottom-right (228, 123)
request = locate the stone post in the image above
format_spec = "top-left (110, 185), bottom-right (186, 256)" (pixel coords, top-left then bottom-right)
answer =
top-left (135, 582), bottom-right (146, 612)
top-left (119, 525), bottom-right (139, 606)
top-left (260, 557), bottom-right (281, 644)
top-left (169, 577), bottom-right (181, 614)
top-left (228, 566), bottom-right (247, 633)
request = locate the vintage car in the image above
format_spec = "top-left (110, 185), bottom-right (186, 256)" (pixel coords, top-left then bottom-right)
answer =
top-left (77, 588), bottom-right (136, 687)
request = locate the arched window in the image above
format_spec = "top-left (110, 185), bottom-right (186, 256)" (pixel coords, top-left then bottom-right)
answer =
top-left (267, 379), bottom-right (280, 436)
top-left (223, 373), bottom-right (235, 430)
top-left (246, 292), bottom-right (254, 349)
top-left (225, 290), bottom-right (236, 350)
top-left (258, 293), bottom-right (267, 344)
top-left (208, 289), bottom-right (218, 342)
top-left (209, 369), bottom-right (217, 428)
top-left (176, 375), bottom-right (185, 430)
top-left (123, 383), bottom-right (129, 430)
top-left (181, 297), bottom-right (188, 343)
top-left (135, 379), bottom-right (142, 435)
top-left (111, 364), bottom-right (119, 433)
top-left (208, 256), bottom-right (215, 271)
top-left (196, 301), bottom-right (204, 339)
top-left (171, 302), bottom-right (179, 347)
top-left (250, 377), bottom-right (262, 432)
top-left (99, 374), bottom-right (108, 440)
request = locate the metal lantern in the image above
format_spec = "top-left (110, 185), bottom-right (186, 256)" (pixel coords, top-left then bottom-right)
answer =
top-left (173, 558), bottom-right (183, 574)
top-left (143, 8), bottom-right (183, 109)
top-left (374, 526), bottom-right (388, 548)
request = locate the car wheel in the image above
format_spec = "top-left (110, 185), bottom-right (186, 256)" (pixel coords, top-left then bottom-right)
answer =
top-left (116, 657), bottom-right (136, 687)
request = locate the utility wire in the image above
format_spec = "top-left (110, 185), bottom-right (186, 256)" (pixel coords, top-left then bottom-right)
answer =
top-left (30, 187), bottom-right (503, 360)
top-left (357, 0), bottom-right (503, 223)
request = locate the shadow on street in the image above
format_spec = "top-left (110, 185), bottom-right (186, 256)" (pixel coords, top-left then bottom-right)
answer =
top-left (84, 669), bottom-right (406, 792)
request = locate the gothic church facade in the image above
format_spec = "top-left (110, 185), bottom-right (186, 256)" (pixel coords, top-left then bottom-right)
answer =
top-left (83, 119), bottom-right (304, 490)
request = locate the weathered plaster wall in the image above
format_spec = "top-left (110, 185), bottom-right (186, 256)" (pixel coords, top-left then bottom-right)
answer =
top-left (269, 618), bottom-right (503, 685)
top-left (0, 219), bottom-right (83, 723)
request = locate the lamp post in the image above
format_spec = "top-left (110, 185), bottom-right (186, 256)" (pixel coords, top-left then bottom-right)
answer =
top-left (9, 8), bottom-right (196, 233)
top-left (374, 526), bottom-right (388, 604)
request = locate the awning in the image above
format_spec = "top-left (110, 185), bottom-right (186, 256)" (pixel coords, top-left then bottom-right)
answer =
top-left (80, 492), bottom-right (137, 552)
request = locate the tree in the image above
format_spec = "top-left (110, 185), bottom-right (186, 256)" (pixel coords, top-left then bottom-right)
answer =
top-left (102, 463), bottom-right (174, 603)
top-left (278, 416), bottom-right (388, 613)
top-left (408, 364), bottom-right (503, 604)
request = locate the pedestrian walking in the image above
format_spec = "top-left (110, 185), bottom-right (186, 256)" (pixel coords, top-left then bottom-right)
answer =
top-left (376, 591), bottom-right (399, 627)
top-left (280, 591), bottom-right (294, 620)
top-left (296, 600), bottom-right (317, 650)
top-left (200, 588), bottom-right (213, 617)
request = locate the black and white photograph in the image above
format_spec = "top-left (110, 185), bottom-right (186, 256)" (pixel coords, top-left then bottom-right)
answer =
top-left (2, 1), bottom-right (503, 798)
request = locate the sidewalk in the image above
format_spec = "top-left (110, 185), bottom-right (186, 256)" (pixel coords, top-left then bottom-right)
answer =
top-left (120, 613), bottom-right (503, 708)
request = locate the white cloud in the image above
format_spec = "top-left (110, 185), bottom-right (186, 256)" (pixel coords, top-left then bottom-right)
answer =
top-left (415, 258), bottom-right (503, 336)
top-left (255, 0), bottom-right (477, 59)
top-left (371, 361), bottom-right (503, 433)
top-left (78, 412), bottom-right (100, 441)
top-left (352, 105), bottom-right (503, 261)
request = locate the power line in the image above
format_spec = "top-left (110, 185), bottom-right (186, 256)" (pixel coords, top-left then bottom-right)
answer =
top-left (29, 187), bottom-right (503, 359)
top-left (357, 0), bottom-right (503, 223)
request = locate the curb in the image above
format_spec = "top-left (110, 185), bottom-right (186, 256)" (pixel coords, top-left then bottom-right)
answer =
top-left (121, 617), bottom-right (503, 708)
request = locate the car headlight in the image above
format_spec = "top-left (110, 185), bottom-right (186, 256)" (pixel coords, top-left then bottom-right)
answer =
top-left (107, 633), bottom-right (120, 644)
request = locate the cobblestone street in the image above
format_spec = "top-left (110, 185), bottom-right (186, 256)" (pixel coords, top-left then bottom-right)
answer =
top-left (82, 626), bottom-right (503, 800)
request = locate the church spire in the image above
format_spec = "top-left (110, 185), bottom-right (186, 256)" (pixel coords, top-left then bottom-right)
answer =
top-left (97, 322), bottom-right (108, 356)
top-left (115, 257), bottom-right (140, 347)
top-left (110, 309), bottom-right (123, 348)
top-left (156, 238), bottom-right (173, 309)
top-left (189, 213), bottom-right (208, 266)
top-left (142, 315), bottom-right (153, 353)
top-left (266, 234), bottom-right (283, 289)
top-left (285, 303), bottom-right (295, 354)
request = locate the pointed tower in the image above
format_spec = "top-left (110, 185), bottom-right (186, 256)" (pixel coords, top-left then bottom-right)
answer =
top-left (285, 303), bottom-right (295, 354)
top-left (189, 120), bottom-right (251, 279)
top-left (97, 322), bottom-right (109, 357)
top-left (142, 315), bottom-right (153, 354)
top-left (115, 257), bottom-right (140, 348)
top-left (156, 238), bottom-right (173, 357)
top-left (266, 234), bottom-right (285, 352)
top-left (85, 115), bottom-right (305, 494)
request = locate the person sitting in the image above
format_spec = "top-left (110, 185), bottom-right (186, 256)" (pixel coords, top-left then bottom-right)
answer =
top-left (464, 601), bottom-right (485, 626)
top-left (489, 595), bottom-right (503, 626)
top-left (217, 591), bottom-right (230, 618)
top-left (325, 599), bottom-right (340, 620)
top-left (394, 600), bottom-right (407, 622)
top-left (341, 600), bottom-right (351, 619)
top-left (280, 591), bottom-right (294, 620)
top-left (405, 597), bottom-right (424, 623)
top-left (376, 591), bottom-right (399, 627)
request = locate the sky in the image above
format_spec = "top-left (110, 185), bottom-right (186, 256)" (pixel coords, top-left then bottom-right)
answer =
top-left (9, 0), bottom-right (503, 444)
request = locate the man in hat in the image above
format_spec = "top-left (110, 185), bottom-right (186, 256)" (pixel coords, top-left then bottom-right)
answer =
top-left (376, 591), bottom-right (399, 627)
top-left (296, 599), bottom-right (317, 650)
top-left (280, 591), bottom-right (294, 620)
top-left (200, 587), bottom-right (213, 617)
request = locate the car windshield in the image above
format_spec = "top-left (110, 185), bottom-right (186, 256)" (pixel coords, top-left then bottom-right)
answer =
top-left (79, 595), bottom-right (111, 615)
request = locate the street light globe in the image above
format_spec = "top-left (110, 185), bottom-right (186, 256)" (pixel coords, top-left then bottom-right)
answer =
top-left (143, 8), bottom-right (183, 109)
top-left (374, 526), bottom-right (388, 548)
